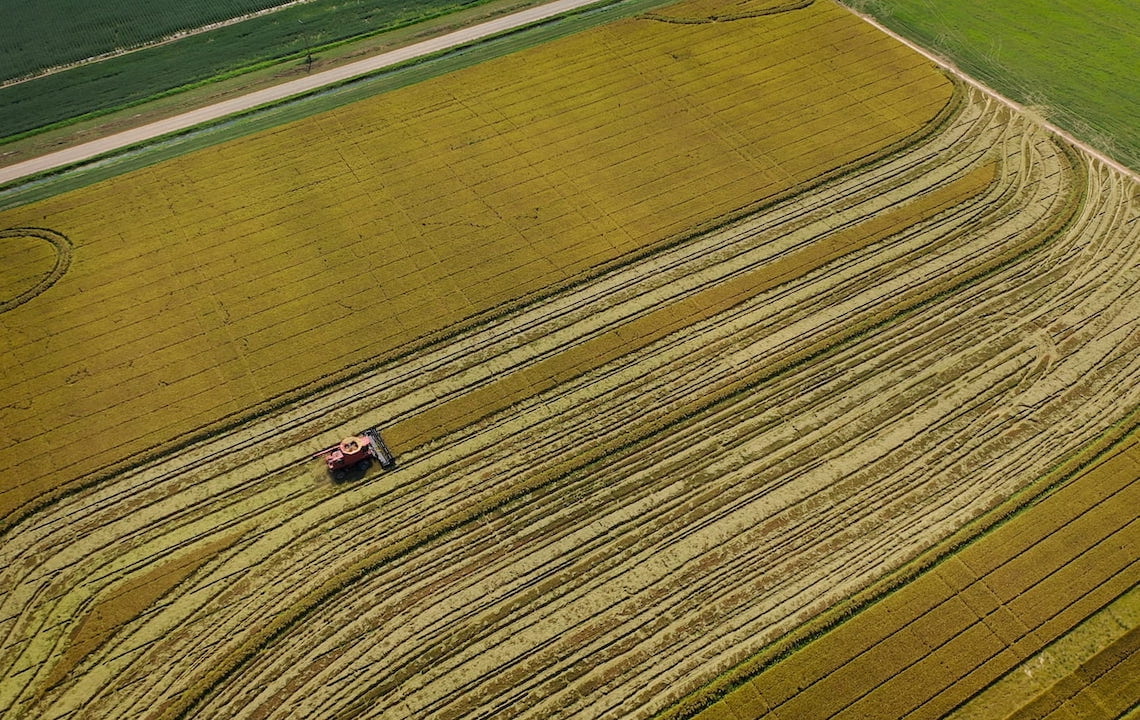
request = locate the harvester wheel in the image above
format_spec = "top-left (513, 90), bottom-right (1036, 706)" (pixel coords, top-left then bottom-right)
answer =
top-left (333, 469), bottom-right (347, 481)
top-left (357, 458), bottom-right (372, 471)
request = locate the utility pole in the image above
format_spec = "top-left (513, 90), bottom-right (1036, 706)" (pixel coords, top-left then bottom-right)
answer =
top-left (299, 19), bottom-right (313, 74)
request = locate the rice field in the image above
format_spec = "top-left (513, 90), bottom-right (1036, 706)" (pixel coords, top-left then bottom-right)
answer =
top-left (1, 0), bottom-right (1138, 718)
top-left (0, 0), bottom-right (952, 527)
top-left (1, 0), bottom-right (291, 81)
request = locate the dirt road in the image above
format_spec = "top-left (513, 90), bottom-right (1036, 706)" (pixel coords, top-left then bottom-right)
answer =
top-left (0, 0), bottom-right (605, 186)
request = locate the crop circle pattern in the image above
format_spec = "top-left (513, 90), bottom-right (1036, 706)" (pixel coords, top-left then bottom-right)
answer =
top-left (0, 227), bottom-right (71, 312)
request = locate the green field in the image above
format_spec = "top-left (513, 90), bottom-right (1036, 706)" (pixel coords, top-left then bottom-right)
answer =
top-left (846, 0), bottom-right (1140, 171)
top-left (0, 0), bottom-right (488, 140)
top-left (1, 0), bottom-right (289, 81)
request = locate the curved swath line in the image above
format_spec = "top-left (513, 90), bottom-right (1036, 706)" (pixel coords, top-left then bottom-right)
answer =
top-left (0, 90), bottom-right (980, 715)
top-left (2, 84), bottom-right (980, 578)
top-left (0, 227), bottom-right (71, 313)
top-left (202, 109), bottom-right (1121, 715)
top-left (177, 98), bottom-right (1035, 715)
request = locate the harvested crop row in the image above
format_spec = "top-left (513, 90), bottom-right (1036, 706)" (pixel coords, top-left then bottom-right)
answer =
top-left (0, 0), bottom-right (953, 528)
top-left (0, 81), bottom-right (994, 715)
top-left (694, 434), bottom-right (1140, 720)
top-left (5, 79), bottom-right (1140, 720)
top-left (184, 126), bottom-right (1138, 720)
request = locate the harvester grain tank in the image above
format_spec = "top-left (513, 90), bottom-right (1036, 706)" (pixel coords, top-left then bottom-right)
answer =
top-left (314, 428), bottom-right (395, 480)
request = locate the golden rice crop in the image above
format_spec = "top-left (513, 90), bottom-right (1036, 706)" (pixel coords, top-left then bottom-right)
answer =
top-left (6, 74), bottom-right (1140, 718)
top-left (0, 0), bottom-right (953, 524)
top-left (386, 162), bottom-right (996, 451)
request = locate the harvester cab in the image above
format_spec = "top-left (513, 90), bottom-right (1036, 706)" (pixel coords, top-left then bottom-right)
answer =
top-left (313, 428), bottom-right (395, 480)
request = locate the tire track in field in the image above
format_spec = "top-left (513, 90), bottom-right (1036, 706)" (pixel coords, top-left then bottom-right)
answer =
top-left (0, 227), bottom-right (72, 312)
top-left (0, 84), bottom-right (984, 715)
top-left (6, 89), bottom-right (1140, 720)
top-left (166, 104), bottom-right (1130, 715)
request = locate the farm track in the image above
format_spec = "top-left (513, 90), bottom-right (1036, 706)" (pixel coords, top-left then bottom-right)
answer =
top-left (0, 228), bottom-right (72, 312)
top-left (3, 84), bottom-right (1140, 719)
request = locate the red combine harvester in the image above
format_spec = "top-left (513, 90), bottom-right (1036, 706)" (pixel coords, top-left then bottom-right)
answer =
top-left (313, 428), bottom-right (396, 480)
